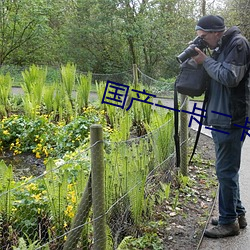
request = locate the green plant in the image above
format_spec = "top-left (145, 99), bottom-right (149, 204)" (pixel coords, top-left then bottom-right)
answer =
top-left (157, 182), bottom-right (171, 204)
top-left (60, 62), bottom-right (76, 102)
top-left (12, 233), bottom-right (49, 250)
top-left (178, 173), bottom-right (191, 189)
top-left (76, 72), bottom-right (92, 111)
top-left (21, 65), bottom-right (47, 118)
top-left (117, 233), bottom-right (163, 250)
top-left (108, 110), bottom-right (132, 141)
top-left (144, 109), bottom-right (174, 164)
top-left (172, 190), bottom-right (180, 210)
top-left (105, 136), bottom-right (153, 235)
top-left (0, 161), bottom-right (15, 222)
top-left (43, 159), bottom-right (69, 220)
top-left (130, 84), bottom-right (153, 133)
top-left (0, 73), bottom-right (12, 116)
top-left (12, 177), bottom-right (49, 241)
top-left (43, 84), bottom-right (56, 114)
top-left (42, 156), bottom-right (92, 248)
top-left (96, 81), bottom-right (108, 110)
top-left (0, 115), bottom-right (57, 157)
top-left (0, 107), bottom-right (103, 158)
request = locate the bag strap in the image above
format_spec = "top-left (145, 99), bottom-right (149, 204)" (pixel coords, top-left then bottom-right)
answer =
top-left (188, 91), bottom-right (208, 164)
top-left (174, 81), bottom-right (208, 167)
top-left (174, 80), bottom-right (180, 168)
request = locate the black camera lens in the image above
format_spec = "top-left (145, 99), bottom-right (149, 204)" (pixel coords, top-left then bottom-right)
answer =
top-left (176, 37), bottom-right (208, 64)
top-left (176, 45), bottom-right (198, 63)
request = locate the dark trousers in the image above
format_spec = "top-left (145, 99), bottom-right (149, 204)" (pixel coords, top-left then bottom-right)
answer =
top-left (212, 127), bottom-right (246, 225)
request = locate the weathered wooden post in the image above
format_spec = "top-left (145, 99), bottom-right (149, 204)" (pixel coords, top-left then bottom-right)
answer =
top-left (91, 124), bottom-right (106, 250)
top-left (180, 94), bottom-right (188, 176)
top-left (63, 175), bottom-right (92, 250)
top-left (133, 64), bottom-right (138, 88)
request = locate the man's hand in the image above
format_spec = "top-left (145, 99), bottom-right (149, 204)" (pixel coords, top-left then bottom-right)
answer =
top-left (192, 47), bottom-right (207, 64)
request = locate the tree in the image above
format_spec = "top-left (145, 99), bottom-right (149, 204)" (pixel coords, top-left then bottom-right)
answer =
top-left (66, 0), bottom-right (200, 78)
top-left (220, 0), bottom-right (250, 39)
top-left (0, 0), bottom-right (50, 65)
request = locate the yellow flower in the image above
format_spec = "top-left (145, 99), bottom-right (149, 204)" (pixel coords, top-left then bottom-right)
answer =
top-left (26, 183), bottom-right (37, 191)
top-left (36, 152), bottom-right (41, 159)
top-left (65, 205), bottom-right (74, 218)
top-left (14, 149), bottom-right (22, 155)
top-left (12, 207), bottom-right (17, 212)
top-left (43, 147), bottom-right (49, 157)
top-left (71, 195), bottom-right (76, 204)
top-left (32, 193), bottom-right (42, 201)
top-left (3, 130), bottom-right (9, 135)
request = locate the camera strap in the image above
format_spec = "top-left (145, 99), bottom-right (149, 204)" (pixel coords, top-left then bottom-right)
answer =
top-left (174, 85), bottom-right (208, 168)
top-left (174, 82), bottom-right (180, 168)
top-left (188, 91), bottom-right (208, 165)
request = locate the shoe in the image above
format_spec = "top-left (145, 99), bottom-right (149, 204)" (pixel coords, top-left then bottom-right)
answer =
top-left (204, 222), bottom-right (240, 238)
top-left (211, 214), bottom-right (247, 229)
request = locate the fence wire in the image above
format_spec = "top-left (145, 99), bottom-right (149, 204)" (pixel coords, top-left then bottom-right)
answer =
top-left (0, 115), bottom-right (185, 249)
top-left (0, 67), bottom-right (192, 249)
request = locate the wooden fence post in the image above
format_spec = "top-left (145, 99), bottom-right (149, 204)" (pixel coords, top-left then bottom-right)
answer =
top-left (63, 175), bottom-right (92, 250)
top-left (180, 94), bottom-right (188, 176)
top-left (133, 64), bottom-right (138, 88)
top-left (91, 124), bottom-right (106, 250)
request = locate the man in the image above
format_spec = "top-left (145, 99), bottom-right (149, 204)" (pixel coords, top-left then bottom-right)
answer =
top-left (192, 15), bottom-right (250, 238)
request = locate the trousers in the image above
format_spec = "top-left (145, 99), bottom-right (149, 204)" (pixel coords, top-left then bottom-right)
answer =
top-left (211, 127), bottom-right (246, 225)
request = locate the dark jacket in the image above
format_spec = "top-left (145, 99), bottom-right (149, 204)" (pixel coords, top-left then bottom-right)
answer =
top-left (203, 26), bottom-right (250, 128)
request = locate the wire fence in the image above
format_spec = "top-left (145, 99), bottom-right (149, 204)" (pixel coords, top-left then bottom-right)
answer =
top-left (0, 66), bottom-right (192, 249)
top-left (2, 64), bottom-right (175, 97)
top-left (0, 118), bottom-right (178, 249)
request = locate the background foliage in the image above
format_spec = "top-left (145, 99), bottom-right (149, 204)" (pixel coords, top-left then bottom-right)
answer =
top-left (1, 0), bottom-right (249, 79)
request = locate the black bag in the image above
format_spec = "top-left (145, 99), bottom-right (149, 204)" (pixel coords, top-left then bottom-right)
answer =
top-left (175, 58), bottom-right (209, 97)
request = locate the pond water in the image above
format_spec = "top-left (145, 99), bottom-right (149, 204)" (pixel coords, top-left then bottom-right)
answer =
top-left (1, 152), bottom-right (45, 180)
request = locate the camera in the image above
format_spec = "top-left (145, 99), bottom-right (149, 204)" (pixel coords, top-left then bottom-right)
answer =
top-left (176, 36), bottom-right (208, 63)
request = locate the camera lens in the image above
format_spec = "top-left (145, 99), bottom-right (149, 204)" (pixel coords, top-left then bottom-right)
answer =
top-left (176, 44), bottom-right (198, 63)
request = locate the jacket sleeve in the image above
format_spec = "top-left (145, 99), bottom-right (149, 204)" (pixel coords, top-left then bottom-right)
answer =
top-left (203, 37), bottom-right (250, 87)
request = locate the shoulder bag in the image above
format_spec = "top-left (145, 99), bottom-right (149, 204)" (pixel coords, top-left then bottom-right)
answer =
top-left (175, 58), bottom-right (209, 97)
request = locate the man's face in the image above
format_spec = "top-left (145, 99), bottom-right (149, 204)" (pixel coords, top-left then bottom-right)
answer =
top-left (196, 30), bottom-right (222, 49)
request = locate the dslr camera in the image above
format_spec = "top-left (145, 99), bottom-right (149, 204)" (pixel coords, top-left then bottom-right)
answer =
top-left (176, 36), bottom-right (208, 64)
